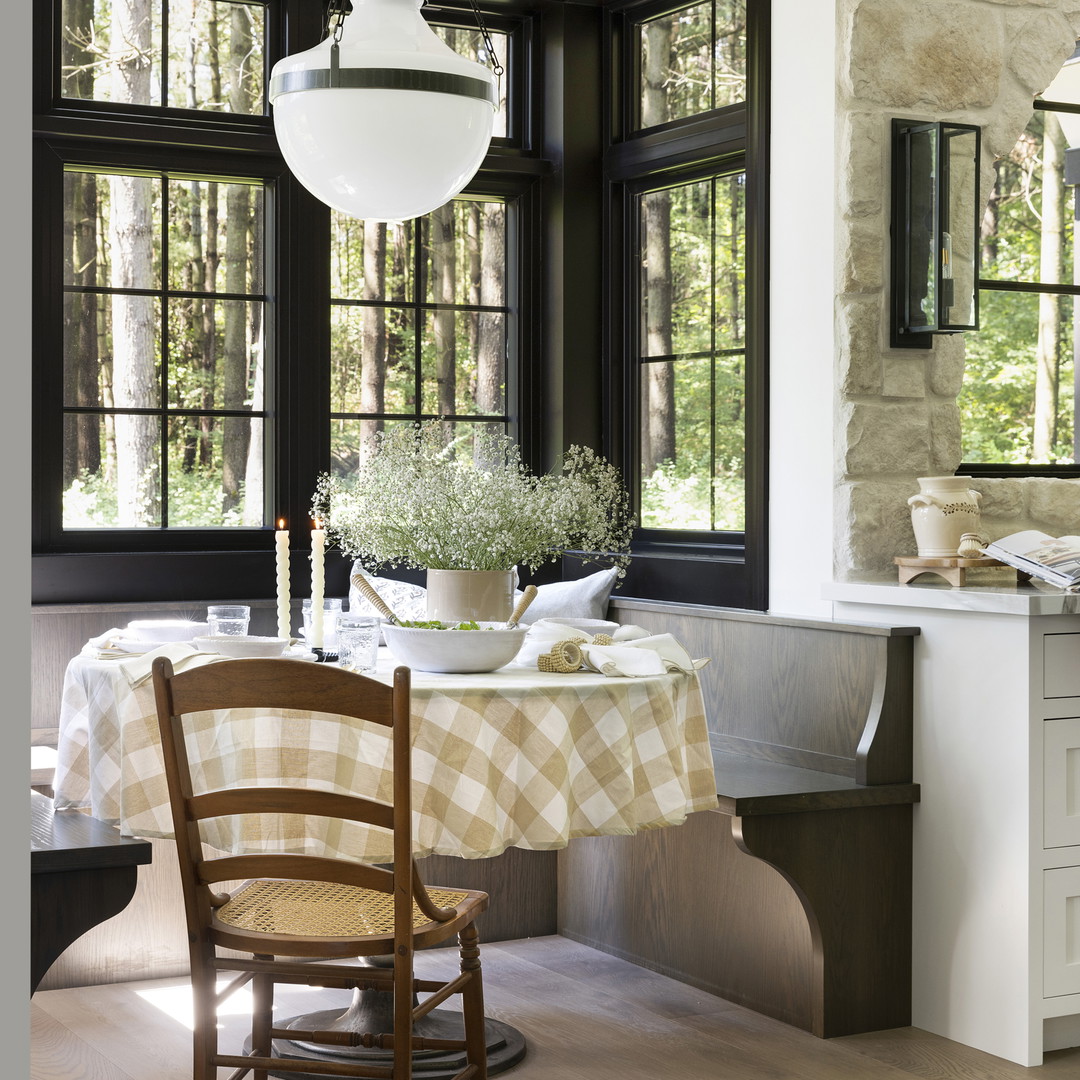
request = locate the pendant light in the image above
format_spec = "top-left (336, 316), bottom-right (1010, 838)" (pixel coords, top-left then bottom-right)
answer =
top-left (268, 0), bottom-right (500, 223)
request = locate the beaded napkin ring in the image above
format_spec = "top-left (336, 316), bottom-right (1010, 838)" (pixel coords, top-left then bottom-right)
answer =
top-left (537, 638), bottom-right (584, 672)
top-left (536, 633), bottom-right (616, 672)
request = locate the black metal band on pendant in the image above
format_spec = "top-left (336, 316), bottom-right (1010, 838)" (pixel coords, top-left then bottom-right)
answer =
top-left (269, 66), bottom-right (496, 105)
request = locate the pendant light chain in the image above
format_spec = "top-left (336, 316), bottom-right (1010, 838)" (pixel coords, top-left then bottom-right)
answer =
top-left (467, 0), bottom-right (504, 78)
top-left (326, 0), bottom-right (351, 43)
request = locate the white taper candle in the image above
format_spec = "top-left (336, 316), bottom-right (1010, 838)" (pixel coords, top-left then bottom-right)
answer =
top-left (310, 519), bottom-right (326, 650)
top-left (275, 520), bottom-right (290, 640)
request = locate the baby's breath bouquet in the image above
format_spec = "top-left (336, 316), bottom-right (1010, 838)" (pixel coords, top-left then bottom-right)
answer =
top-left (311, 420), bottom-right (634, 578)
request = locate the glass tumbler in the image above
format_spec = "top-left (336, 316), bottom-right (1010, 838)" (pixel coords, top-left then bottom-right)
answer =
top-left (206, 604), bottom-right (251, 636)
top-left (336, 615), bottom-right (381, 673)
top-left (302, 598), bottom-right (344, 652)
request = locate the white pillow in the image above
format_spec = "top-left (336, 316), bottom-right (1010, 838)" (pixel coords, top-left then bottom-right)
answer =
top-left (516, 567), bottom-right (619, 625)
top-left (349, 565), bottom-right (428, 622)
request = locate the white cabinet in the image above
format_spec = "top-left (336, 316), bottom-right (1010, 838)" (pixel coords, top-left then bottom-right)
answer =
top-left (1045, 716), bottom-right (1080, 849)
top-left (823, 583), bottom-right (1080, 1067)
top-left (1044, 634), bottom-right (1080, 698)
top-left (1045, 865), bottom-right (1080, 998)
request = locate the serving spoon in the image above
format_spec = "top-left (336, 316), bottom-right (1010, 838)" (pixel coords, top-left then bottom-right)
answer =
top-left (505, 585), bottom-right (538, 629)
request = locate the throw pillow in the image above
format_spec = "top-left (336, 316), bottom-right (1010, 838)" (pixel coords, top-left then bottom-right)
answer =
top-left (517, 566), bottom-right (619, 624)
top-left (349, 564), bottom-right (428, 622)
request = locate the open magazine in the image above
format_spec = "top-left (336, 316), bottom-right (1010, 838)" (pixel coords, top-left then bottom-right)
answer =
top-left (983, 530), bottom-right (1080, 591)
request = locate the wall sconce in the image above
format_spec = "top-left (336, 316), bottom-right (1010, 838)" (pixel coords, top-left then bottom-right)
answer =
top-left (890, 119), bottom-right (982, 349)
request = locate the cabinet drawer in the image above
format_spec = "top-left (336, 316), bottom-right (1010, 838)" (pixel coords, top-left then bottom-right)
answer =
top-left (1045, 718), bottom-right (1080, 848)
top-left (1045, 634), bottom-right (1080, 698)
top-left (1045, 866), bottom-right (1080, 997)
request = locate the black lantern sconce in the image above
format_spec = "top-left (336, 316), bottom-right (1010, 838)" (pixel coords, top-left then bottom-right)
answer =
top-left (891, 118), bottom-right (982, 348)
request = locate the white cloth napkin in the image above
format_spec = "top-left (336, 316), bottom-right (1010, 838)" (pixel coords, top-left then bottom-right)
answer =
top-left (117, 642), bottom-right (222, 688)
top-left (81, 627), bottom-right (129, 656)
top-left (518, 618), bottom-right (710, 677)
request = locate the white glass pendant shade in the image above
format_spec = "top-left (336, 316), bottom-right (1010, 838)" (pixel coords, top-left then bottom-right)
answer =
top-left (269, 0), bottom-right (496, 223)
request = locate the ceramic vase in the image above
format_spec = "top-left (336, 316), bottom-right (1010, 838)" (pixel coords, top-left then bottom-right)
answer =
top-left (425, 569), bottom-right (515, 623)
top-left (907, 476), bottom-right (982, 558)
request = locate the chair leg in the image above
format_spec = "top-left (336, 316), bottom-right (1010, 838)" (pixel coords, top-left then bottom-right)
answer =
top-left (189, 946), bottom-right (218, 1080)
top-left (395, 948), bottom-right (414, 1080)
top-left (458, 923), bottom-right (487, 1080)
top-left (251, 967), bottom-right (274, 1080)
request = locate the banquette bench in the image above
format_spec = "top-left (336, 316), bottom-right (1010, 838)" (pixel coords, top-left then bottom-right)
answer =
top-left (558, 598), bottom-right (921, 1038)
top-left (31, 789), bottom-right (152, 994)
top-left (30, 594), bottom-right (919, 1039)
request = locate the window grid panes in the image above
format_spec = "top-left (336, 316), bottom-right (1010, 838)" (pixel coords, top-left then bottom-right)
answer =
top-left (637, 172), bottom-right (746, 531)
top-left (329, 199), bottom-right (511, 476)
top-left (61, 166), bottom-right (269, 529)
top-left (636, 0), bottom-right (746, 131)
top-left (60, 0), bottom-right (267, 114)
top-left (964, 95), bottom-right (1079, 466)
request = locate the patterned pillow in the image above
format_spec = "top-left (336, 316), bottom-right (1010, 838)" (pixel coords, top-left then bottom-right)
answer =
top-left (517, 566), bottom-right (619, 624)
top-left (349, 564), bottom-right (428, 621)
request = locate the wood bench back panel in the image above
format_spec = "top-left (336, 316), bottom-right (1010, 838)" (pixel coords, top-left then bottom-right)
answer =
top-left (607, 598), bottom-right (917, 784)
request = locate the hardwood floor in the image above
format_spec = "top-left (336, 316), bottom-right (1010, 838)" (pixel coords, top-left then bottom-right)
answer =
top-left (30, 935), bottom-right (1080, 1080)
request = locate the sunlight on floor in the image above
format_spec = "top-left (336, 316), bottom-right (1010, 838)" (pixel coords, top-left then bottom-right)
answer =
top-left (135, 979), bottom-right (329, 1031)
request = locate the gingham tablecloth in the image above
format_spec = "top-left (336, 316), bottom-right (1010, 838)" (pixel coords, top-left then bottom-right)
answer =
top-left (53, 647), bottom-right (718, 861)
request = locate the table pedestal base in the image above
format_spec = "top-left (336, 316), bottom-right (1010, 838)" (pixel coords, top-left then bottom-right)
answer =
top-left (252, 987), bottom-right (527, 1079)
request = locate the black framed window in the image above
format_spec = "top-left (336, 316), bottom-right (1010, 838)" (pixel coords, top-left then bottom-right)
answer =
top-left (961, 43), bottom-right (1080, 477)
top-left (604, 0), bottom-right (768, 610)
top-left (59, 0), bottom-right (269, 113)
top-left (329, 198), bottom-right (514, 469)
top-left (60, 164), bottom-right (269, 531)
top-left (33, 0), bottom-right (541, 604)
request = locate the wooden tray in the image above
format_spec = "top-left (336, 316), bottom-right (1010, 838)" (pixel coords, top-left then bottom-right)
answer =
top-left (894, 555), bottom-right (1030, 587)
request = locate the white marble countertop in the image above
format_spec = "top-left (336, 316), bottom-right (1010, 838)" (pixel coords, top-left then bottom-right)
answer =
top-left (822, 578), bottom-right (1080, 616)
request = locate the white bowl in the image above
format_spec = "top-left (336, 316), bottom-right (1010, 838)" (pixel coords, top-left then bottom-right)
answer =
top-left (382, 622), bottom-right (527, 674)
top-left (193, 635), bottom-right (290, 658)
top-left (127, 619), bottom-right (209, 643)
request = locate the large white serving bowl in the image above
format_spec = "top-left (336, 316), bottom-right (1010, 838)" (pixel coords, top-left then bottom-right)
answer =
top-left (382, 622), bottom-right (527, 674)
top-left (193, 635), bottom-right (290, 658)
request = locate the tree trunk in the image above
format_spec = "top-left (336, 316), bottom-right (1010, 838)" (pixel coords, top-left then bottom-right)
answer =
top-left (431, 203), bottom-right (457, 418)
top-left (63, 0), bottom-right (101, 488)
top-left (1034, 113), bottom-right (1064, 461)
top-left (467, 204), bottom-right (481, 370)
top-left (641, 21), bottom-right (675, 475)
top-left (109, 0), bottom-right (158, 526)
top-left (360, 221), bottom-right (387, 459)
top-left (221, 6), bottom-right (253, 512)
top-left (179, 0), bottom-right (201, 474)
top-left (476, 204), bottom-right (503, 415)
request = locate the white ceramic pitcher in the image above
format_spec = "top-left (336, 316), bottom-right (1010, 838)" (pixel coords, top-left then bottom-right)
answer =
top-left (907, 476), bottom-right (982, 558)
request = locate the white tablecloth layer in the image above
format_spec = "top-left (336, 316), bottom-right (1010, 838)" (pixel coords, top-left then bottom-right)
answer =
top-left (53, 648), bottom-right (718, 861)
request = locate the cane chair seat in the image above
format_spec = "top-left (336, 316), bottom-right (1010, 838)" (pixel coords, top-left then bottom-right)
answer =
top-left (215, 879), bottom-right (479, 945)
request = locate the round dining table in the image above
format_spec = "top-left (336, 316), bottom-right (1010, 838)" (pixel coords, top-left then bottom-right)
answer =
top-left (52, 639), bottom-right (718, 1077)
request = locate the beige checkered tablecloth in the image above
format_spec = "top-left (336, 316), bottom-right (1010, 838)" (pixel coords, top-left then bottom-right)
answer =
top-left (53, 647), bottom-right (718, 861)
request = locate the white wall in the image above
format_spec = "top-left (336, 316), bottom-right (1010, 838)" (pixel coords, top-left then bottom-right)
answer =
top-left (11, 0), bottom-right (32, 1067)
top-left (768, 0), bottom-right (838, 617)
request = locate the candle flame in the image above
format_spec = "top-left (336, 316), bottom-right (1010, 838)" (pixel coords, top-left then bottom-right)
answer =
top-left (278, 518), bottom-right (285, 530)
top-left (313, 518), bottom-right (322, 530)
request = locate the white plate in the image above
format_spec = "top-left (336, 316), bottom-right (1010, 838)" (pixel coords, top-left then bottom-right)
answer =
top-left (125, 619), bottom-right (209, 643)
top-left (194, 635), bottom-right (290, 658)
top-left (105, 638), bottom-right (154, 654)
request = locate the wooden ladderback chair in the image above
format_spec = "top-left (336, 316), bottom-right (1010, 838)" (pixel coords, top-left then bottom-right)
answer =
top-left (151, 656), bottom-right (489, 1080)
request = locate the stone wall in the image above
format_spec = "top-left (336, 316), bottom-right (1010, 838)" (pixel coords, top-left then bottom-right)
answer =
top-left (835, 0), bottom-right (1080, 578)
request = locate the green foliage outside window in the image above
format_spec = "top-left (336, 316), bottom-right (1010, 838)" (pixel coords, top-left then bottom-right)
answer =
top-left (961, 107), bottom-right (1076, 465)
